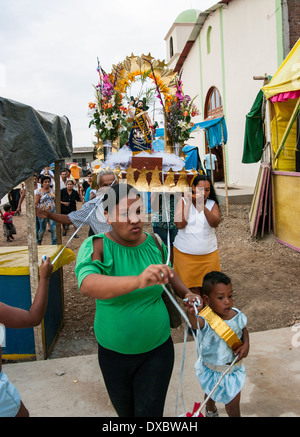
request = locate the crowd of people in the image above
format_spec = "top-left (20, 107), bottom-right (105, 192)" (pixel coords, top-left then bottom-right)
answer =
top-left (0, 166), bottom-right (96, 245)
top-left (0, 168), bottom-right (249, 418)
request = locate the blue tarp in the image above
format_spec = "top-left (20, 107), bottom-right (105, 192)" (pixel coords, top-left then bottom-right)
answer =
top-left (182, 145), bottom-right (205, 172)
top-left (155, 117), bottom-right (227, 148)
top-left (154, 127), bottom-right (164, 137)
top-left (182, 145), bottom-right (198, 170)
top-left (196, 116), bottom-right (227, 148)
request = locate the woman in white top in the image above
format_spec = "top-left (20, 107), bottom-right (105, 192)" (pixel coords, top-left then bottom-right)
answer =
top-left (173, 174), bottom-right (221, 296)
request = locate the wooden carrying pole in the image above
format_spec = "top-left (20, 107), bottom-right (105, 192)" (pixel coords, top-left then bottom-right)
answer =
top-left (25, 175), bottom-right (45, 360)
top-left (221, 121), bottom-right (229, 216)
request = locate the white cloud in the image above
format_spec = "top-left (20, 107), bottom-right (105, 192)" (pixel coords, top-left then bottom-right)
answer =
top-left (0, 0), bottom-right (216, 147)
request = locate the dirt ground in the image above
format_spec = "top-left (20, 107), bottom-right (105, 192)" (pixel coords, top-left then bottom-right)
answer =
top-left (1, 202), bottom-right (299, 359)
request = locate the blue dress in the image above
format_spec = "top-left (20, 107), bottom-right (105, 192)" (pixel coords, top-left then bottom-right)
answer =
top-left (195, 308), bottom-right (247, 404)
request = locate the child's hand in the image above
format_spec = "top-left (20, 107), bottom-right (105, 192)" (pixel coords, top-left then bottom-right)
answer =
top-left (234, 327), bottom-right (250, 361)
top-left (39, 257), bottom-right (53, 279)
top-left (183, 293), bottom-right (203, 315)
top-left (234, 342), bottom-right (249, 361)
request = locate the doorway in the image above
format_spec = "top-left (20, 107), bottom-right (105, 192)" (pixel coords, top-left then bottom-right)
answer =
top-left (204, 87), bottom-right (224, 182)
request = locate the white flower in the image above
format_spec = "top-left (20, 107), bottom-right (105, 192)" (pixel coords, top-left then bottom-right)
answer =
top-left (178, 120), bottom-right (186, 129)
top-left (100, 114), bottom-right (107, 123)
top-left (111, 112), bottom-right (119, 121)
top-left (105, 121), bottom-right (113, 130)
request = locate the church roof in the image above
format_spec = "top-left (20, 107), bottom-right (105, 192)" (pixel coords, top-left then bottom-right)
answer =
top-left (174, 9), bottom-right (200, 24)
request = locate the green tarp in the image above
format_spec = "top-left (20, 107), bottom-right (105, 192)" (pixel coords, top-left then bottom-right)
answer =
top-left (242, 90), bottom-right (264, 163)
top-left (0, 97), bottom-right (72, 199)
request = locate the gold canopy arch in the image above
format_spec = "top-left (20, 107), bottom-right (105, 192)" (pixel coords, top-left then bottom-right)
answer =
top-left (110, 53), bottom-right (178, 114)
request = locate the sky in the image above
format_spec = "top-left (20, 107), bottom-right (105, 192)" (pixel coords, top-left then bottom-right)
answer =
top-left (0, 0), bottom-right (217, 148)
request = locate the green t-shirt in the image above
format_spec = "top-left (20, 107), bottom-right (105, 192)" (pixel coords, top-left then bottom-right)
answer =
top-left (75, 232), bottom-right (171, 354)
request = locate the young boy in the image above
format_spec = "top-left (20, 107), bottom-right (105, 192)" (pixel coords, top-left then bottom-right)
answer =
top-left (0, 204), bottom-right (17, 242)
top-left (186, 271), bottom-right (249, 417)
top-left (0, 257), bottom-right (53, 417)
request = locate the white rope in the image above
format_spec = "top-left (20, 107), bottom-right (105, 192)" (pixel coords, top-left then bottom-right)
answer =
top-left (191, 354), bottom-right (240, 417)
top-left (159, 181), bottom-right (241, 417)
top-left (159, 171), bottom-right (204, 416)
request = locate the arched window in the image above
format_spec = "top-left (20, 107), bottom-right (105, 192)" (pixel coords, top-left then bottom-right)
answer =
top-left (169, 37), bottom-right (174, 59)
top-left (207, 26), bottom-right (212, 54)
top-left (205, 87), bottom-right (223, 119)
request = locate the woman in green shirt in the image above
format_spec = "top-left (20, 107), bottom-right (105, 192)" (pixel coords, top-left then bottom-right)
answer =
top-left (75, 183), bottom-right (198, 417)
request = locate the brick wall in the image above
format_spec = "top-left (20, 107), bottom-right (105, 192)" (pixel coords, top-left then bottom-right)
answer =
top-left (287, 0), bottom-right (300, 49)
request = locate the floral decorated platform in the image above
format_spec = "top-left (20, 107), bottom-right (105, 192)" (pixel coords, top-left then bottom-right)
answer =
top-left (88, 54), bottom-right (200, 191)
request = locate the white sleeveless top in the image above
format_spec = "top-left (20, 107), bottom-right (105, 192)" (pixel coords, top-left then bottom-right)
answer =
top-left (173, 198), bottom-right (218, 255)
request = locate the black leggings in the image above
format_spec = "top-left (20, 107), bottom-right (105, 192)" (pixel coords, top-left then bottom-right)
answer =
top-left (97, 336), bottom-right (174, 417)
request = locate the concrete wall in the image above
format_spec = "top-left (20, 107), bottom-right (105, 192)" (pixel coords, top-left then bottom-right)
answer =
top-left (173, 0), bottom-right (282, 187)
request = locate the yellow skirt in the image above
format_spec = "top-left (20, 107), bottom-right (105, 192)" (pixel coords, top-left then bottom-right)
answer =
top-left (173, 247), bottom-right (221, 289)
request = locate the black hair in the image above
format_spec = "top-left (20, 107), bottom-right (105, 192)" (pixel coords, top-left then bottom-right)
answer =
top-left (192, 174), bottom-right (219, 206)
top-left (41, 175), bottom-right (51, 184)
top-left (4, 203), bottom-right (12, 212)
top-left (202, 271), bottom-right (231, 297)
top-left (103, 183), bottom-right (140, 213)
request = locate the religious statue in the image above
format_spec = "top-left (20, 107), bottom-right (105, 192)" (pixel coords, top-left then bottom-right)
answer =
top-left (127, 99), bottom-right (154, 154)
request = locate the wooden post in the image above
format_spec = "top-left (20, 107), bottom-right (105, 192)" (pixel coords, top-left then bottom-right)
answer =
top-left (25, 176), bottom-right (45, 360)
top-left (55, 161), bottom-right (62, 245)
top-left (221, 122), bottom-right (229, 217)
top-left (209, 147), bottom-right (214, 184)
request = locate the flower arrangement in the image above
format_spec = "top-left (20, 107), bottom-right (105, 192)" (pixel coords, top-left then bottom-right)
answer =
top-left (88, 64), bottom-right (127, 143)
top-left (166, 77), bottom-right (199, 144)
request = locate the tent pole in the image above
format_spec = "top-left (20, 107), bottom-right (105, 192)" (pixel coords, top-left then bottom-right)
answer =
top-left (221, 122), bottom-right (229, 216)
top-left (266, 99), bottom-right (274, 167)
top-left (25, 176), bottom-right (45, 360)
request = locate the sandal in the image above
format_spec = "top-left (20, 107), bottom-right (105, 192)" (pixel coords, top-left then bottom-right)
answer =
top-left (205, 407), bottom-right (219, 417)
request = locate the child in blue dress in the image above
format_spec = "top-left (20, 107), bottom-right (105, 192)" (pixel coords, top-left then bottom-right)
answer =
top-left (187, 271), bottom-right (249, 417)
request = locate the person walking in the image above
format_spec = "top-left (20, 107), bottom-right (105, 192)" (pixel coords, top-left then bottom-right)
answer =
top-left (35, 175), bottom-right (56, 245)
top-left (75, 183), bottom-right (197, 417)
top-left (204, 152), bottom-right (218, 182)
top-left (0, 204), bottom-right (17, 242)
